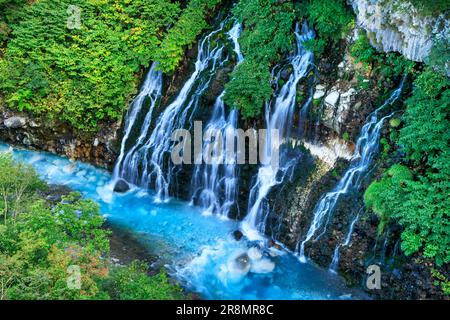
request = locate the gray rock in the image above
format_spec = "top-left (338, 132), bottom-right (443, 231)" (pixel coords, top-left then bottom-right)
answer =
top-left (234, 253), bottom-right (250, 271)
top-left (325, 91), bottom-right (340, 108)
top-left (350, 0), bottom-right (449, 62)
top-left (4, 116), bottom-right (27, 129)
top-left (313, 84), bottom-right (326, 100)
top-left (114, 179), bottom-right (130, 193)
top-left (232, 230), bottom-right (243, 241)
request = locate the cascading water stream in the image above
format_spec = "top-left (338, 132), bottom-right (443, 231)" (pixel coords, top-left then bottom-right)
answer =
top-left (113, 62), bottom-right (162, 180)
top-left (115, 23), bottom-right (227, 202)
top-left (328, 207), bottom-right (362, 273)
top-left (297, 79), bottom-right (405, 263)
top-left (241, 22), bottom-right (315, 240)
top-left (190, 21), bottom-right (243, 217)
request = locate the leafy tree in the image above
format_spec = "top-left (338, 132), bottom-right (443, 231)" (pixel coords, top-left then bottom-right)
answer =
top-left (102, 261), bottom-right (184, 300)
top-left (0, 153), bottom-right (44, 222)
top-left (305, 0), bottom-right (354, 42)
top-left (0, 0), bottom-right (180, 132)
top-left (155, 0), bottom-right (221, 73)
top-left (224, 0), bottom-right (296, 118)
top-left (364, 68), bottom-right (450, 266)
top-left (0, 153), bottom-right (185, 300)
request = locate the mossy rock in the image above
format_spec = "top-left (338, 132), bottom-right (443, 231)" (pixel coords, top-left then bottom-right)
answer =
top-left (389, 118), bottom-right (401, 128)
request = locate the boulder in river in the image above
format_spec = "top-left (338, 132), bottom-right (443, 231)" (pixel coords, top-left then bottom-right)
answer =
top-left (113, 179), bottom-right (130, 193)
top-left (234, 253), bottom-right (250, 272)
top-left (232, 230), bottom-right (243, 241)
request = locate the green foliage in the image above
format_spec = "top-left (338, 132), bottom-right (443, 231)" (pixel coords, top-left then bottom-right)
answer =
top-left (305, 0), bottom-right (354, 43)
top-left (0, 152), bottom-right (44, 222)
top-left (155, 0), bottom-right (221, 73)
top-left (342, 132), bottom-right (350, 141)
top-left (223, 0), bottom-right (296, 118)
top-left (389, 118), bottom-right (401, 128)
top-left (303, 38), bottom-right (327, 56)
top-left (102, 261), bottom-right (184, 300)
top-left (364, 68), bottom-right (450, 266)
top-left (224, 61), bottom-right (272, 118)
top-left (350, 31), bottom-right (376, 67)
top-left (351, 30), bottom-right (416, 76)
top-left (0, 153), bottom-right (185, 300)
top-left (350, 30), bottom-right (416, 95)
top-left (431, 268), bottom-right (450, 296)
top-left (408, 0), bottom-right (450, 15)
top-left (0, 0), bottom-right (180, 132)
top-left (426, 38), bottom-right (449, 76)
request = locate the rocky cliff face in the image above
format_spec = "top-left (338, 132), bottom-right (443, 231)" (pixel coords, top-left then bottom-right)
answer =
top-left (0, 105), bottom-right (119, 169)
top-left (349, 0), bottom-right (449, 61)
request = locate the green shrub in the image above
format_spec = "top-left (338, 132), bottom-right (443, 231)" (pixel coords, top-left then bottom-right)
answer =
top-left (223, 0), bottom-right (296, 118)
top-left (426, 38), bottom-right (450, 76)
top-left (0, 0), bottom-right (180, 132)
top-left (305, 0), bottom-right (354, 43)
top-left (155, 0), bottom-right (221, 73)
top-left (0, 154), bottom-right (185, 300)
top-left (224, 60), bottom-right (273, 118)
top-left (389, 118), bottom-right (401, 128)
top-left (102, 261), bottom-right (184, 300)
top-left (303, 38), bottom-right (327, 56)
top-left (0, 152), bottom-right (44, 222)
top-left (350, 31), bottom-right (376, 67)
top-left (364, 68), bottom-right (450, 266)
top-left (342, 132), bottom-right (350, 141)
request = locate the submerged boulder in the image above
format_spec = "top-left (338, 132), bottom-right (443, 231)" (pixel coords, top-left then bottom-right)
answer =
top-left (234, 253), bottom-right (251, 272)
top-left (113, 179), bottom-right (130, 193)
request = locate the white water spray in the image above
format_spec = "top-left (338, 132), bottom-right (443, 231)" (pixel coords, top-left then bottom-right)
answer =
top-left (113, 62), bottom-right (162, 180)
top-left (298, 80), bottom-right (405, 262)
top-left (241, 22), bottom-right (315, 240)
top-left (190, 21), bottom-right (243, 217)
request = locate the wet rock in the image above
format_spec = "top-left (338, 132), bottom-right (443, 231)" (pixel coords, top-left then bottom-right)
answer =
top-left (234, 253), bottom-right (251, 272)
top-left (268, 239), bottom-right (282, 250)
top-left (350, 0), bottom-right (449, 62)
top-left (313, 84), bottom-right (326, 100)
top-left (114, 179), bottom-right (130, 193)
top-left (4, 116), bottom-right (27, 129)
top-left (325, 91), bottom-right (340, 108)
top-left (232, 230), bottom-right (243, 241)
top-left (280, 66), bottom-right (292, 82)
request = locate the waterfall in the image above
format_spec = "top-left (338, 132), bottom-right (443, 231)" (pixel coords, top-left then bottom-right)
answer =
top-left (115, 23), bottom-right (227, 202)
top-left (241, 22), bottom-right (315, 241)
top-left (113, 62), bottom-right (162, 180)
top-left (297, 79), bottom-right (405, 262)
top-left (227, 22), bottom-right (244, 63)
top-left (329, 207), bottom-right (362, 273)
top-left (190, 21), bottom-right (243, 217)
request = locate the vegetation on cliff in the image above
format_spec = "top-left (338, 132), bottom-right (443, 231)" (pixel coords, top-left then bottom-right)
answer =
top-left (0, 0), bottom-right (221, 132)
top-left (364, 67), bottom-right (450, 267)
top-left (223, 0), bottom-right (296, 118)
top-left (0, 153), bottom-right (184, 300)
